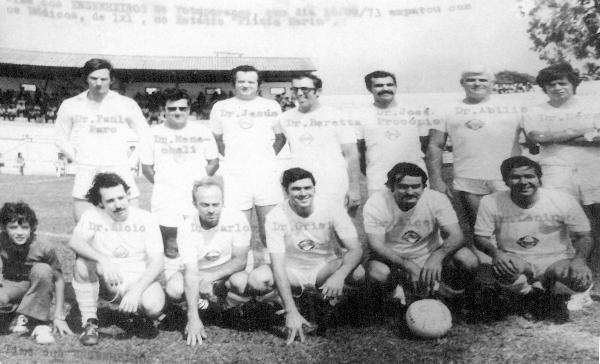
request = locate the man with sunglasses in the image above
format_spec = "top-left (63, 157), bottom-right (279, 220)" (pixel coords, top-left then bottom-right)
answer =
top-left (278, 73), bottom-right (360, 211)
top-left (426, 66), bottom-right (523, 239)
top-left (140, 88), bottom-right (219, 267)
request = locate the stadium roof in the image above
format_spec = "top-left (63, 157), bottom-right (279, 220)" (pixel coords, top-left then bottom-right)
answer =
top-left (0, 48), bottom-right (316, 82)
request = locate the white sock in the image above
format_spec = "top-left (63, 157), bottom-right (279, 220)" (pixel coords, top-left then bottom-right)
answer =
top-left (72, 280), bottom-right (99, 327)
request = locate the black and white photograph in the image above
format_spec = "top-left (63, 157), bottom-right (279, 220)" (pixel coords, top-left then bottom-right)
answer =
top-left (0, 0), bottom-right (599, 363)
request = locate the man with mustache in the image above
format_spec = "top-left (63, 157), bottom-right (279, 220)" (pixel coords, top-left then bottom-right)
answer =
top-left (69, 173), bottom-right (165, 346)
top-left (426, 66), bottom-right (522, 233)
top-left (474, 156), bottom-right (593, 319)
top-left (522, 63), bottom-right (600, 310)
top-left (278, 73), bottom-right (360, 210)
top-left (357, 71), bottom-right (430, 197)
top-left (163, 177), bottom-right (252, 346)
top-left (363, 163), bottom-right (478, 306)
top-left (55, 58), bottom-right (149, 222)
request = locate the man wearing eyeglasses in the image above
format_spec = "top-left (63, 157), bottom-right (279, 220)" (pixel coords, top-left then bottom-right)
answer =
top-left (140, 88), bottom-right (219, 266)
top-left (210, 65), bottom-right (287, 264)
top-left (426, 66), bottom-right (523, 236)
top-left (54, 58), bottom-right (150, 222)
top-left (357, 71), bottom-right (430, 197)
top-left (278, 73), bottom-right (360, 211)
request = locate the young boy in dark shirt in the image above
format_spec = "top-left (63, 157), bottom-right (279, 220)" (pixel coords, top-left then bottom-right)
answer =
top-left (0, 202), bottom-right (72, 343)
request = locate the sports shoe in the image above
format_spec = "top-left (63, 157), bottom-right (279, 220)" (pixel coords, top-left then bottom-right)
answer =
top-left (10, 314), bottom-right (29, 334)
top-left (31, 325), bottom-right (55, 344)
top-left (567, 284), bottom-right (594, 311)
top-left (79, 318), bottom-right (99, 346)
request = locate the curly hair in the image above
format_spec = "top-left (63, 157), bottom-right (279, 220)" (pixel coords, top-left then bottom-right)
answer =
top-left (0, 202), bottom-right (38, 233)
top-left (85, 173), bottom-right (130, 206)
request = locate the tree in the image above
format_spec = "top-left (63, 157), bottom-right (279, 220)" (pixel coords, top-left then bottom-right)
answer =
top-left (495, 70), bottom-right (536, 84)
top-left (528, 0), bottom-right (600, 79)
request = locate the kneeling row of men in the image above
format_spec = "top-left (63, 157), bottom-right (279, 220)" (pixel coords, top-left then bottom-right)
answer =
top-left (0, 157), bottom-right (592, 346)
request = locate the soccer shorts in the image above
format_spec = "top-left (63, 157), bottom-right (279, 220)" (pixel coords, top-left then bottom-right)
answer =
top-left (542, 164), bottom-right (600, 205)
top-left (453, 177), bottom-right (507, 195)
top-left (72, 164), bottom-right (139, 200)
top-left (285, 256), bottom-right (341, 291)
top-left (99, 263), bottom-right (146, 302)
top-left (222, 170), bottom-right (283, 210)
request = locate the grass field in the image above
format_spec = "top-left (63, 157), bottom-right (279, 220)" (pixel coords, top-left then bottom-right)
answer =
top-left (0, 174), bottom-right (599, 364)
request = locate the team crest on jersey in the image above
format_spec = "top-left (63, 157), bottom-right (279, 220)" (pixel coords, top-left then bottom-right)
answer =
top-left (238, 119), bottom-right (254, 129)
top-left (112, 246), bottom-right (129, 258)
top-left (516, 235), bottom-right (539, 249)
top-left (297, 239), bottom-right (316, 251)
top-left (402, 230), bottom-right (421, 244)
top-left (204, 250), bottom-right (221, 262)
top-left (465, 119), bottom-right (485, 130)
top-left (385, 129), bottom-right (401, 140)
top-left (299, 133), bottom-right (314, 145)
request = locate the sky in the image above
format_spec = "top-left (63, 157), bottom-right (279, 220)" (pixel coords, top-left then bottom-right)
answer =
top-left (0, 0), bottom-right (547, 94)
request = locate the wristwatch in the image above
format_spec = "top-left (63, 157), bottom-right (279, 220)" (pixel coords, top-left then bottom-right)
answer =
top-left (54, 314), bottom-right (66, 321)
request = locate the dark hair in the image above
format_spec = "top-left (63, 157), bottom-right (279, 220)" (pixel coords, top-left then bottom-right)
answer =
top-left (385, 162), bottom-right (428, 189)
top-left (536, 63), bottom-right (581, 93)
top-left (0, 202), bottom-right (38, 234)
top-left (500, 156), bottom-right (542, 182)
top-left (82, 58), bottom-right (114, 79)
top-left (231, 65), bottom-right (262, 86)
top-left (281, 167), bottom-right (316, 190)
top-left (364, 71), bottom-right (397, 91)
top-left (292, 72), bottom-right (323, 89)
top-left (163, 88), bottom-right (191, 106)
top-left (85, 173), bottom-right (130, 206)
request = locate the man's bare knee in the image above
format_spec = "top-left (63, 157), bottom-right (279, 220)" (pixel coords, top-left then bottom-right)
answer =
top-left (366, 261), bottom-right (391, 283)
top-left (141, 283), bottom-right (165, 318)
top-left (165, 272), bottom-right (184, 300)
top-left (226, 271), bottom-right (248, 295)
top-left (247, 265), bottom-right (273, 293)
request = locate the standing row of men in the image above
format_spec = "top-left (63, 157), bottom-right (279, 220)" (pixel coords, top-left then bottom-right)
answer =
top-left (25, 58), bottom-right (595, 346)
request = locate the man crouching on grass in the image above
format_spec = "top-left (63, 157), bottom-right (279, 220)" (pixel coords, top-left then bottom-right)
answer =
top-left (474, 156), bottom-right (593, 321)
top-left (69, 173), bottom-right (165, 346)
top-left (164, 177), bottom-right (253, 346)
top-left (247, 167), bottom-right (364, 345)
top-left (0, 202), bottom-right (72, 344)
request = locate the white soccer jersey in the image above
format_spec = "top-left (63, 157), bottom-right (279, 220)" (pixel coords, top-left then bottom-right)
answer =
top-left (139, 123), bottom-right (218, 226)
top-left (363, 189), bottom-right (458, 259)
top-left (73, 206), bottom-right (163, 274)
top-left (522, 99), bottom-right (600, 166)
top-left (266, 198), bottom-right (358, 271)
top-left (475, 188), bottom-right (590, 259)
top-left (54, 90), bottom-right (148, 166)
top-left (209, 96), bottom-right (281, 174)
top-left (430, 99), bottom-right (522, 180)
top-left (356, 102), bottom-right (429, 192)
top-left (177, 208), bottom-right (251, 269)
top-left (279, 105), bottom-right (356, 202)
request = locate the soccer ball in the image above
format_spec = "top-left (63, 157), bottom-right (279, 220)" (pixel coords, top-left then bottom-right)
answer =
top-left (405, 299), bottom-right (452, 339)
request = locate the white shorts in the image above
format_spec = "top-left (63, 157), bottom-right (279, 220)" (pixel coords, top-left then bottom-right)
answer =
top-left (523, 253), bottom-right (571, 280)
top-left (542, 165), bottom-right (600, 205)
top-left (285, 257), bottom-right (339, 290)
top-left (453, 177), bottom-right (507, 195)
top-left (100, 263), bottom-right (146, 301)
top-left (223, 170), bottom-right (283, 210)
top-left (72, 164), bottom-right (140, 200)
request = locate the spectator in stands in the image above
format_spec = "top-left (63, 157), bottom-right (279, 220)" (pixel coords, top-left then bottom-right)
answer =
top-left (45, 106), bottom-right (57, 124)
top-left (6, 104), bottom-right (17, 121)
top-left (0, 104), bottom-right (6, 120)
